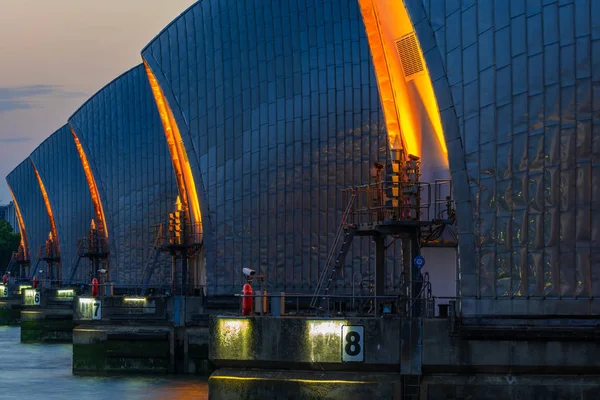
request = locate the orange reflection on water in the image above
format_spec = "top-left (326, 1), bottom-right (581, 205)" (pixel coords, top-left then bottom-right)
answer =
top-left (143, 380), bottom-right (208, 400)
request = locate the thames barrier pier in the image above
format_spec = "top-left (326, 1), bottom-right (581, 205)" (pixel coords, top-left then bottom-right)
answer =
top-left (72, 295), bottom-right (211, 375)
top-left (4, 0), bottom-right (600, 398)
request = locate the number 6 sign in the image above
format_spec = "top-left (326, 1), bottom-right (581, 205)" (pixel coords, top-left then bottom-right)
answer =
top-left (342, 325), bottom-right (364, 362)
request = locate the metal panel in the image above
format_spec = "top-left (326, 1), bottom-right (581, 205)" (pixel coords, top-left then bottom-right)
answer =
top-left (30, 125), bottom-right (95, 282)
top-left (68, 64), bottom-right (179, 286)
top-left (6, 159), bottom-right (50, 276)
top-left (142, 0), bottom-right (396, 295)
top-left (415, 0), bottom-right (600, 315)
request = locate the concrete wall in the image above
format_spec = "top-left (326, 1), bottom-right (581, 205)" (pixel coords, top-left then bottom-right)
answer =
top-left (210, 316), bottom-right (403, 371)
top-left (209, 369), bottom-right (402, 400)
top-left (423, 319), bottom-right (600, 374)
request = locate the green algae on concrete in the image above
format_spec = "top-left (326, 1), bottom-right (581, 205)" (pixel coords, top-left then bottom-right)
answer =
top-left (73, 325), bottom-right (174, 375)
top-left (73, 340), bottom-right (171, 375)
top-left (0, 301), bottom-right (21, 326)
top-left (20, 313), bottom-right (74, 343)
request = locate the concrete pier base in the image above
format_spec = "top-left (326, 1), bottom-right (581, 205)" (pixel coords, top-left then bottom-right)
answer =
top-left (208, 369), bottom-right (402, 400)
top-left (0, 298), bottom-right (22, 326)
top-left (19, 288), bottom-right (75, 343)
top-left (420, 375), bottom-right (600, 399)
top-left (72, 325), bottom-right (213, 375)
top-left (72, 296), bottom-right (213, 375)
top-left (73, 325), bottom-right (172, 374)
top-left (20, 308), bottom-right (74, 343)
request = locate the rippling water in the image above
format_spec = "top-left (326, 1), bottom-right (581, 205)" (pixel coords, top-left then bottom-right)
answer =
top-left (0, 327), bottom-right (208, 400)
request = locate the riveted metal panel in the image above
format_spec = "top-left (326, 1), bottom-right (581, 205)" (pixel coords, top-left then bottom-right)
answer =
top-left (142, 0), bottom-right (397, 296)
top-left (29, 125), bottom-right (94, 282)
top-left (415, 0), bottom-right (600, 315)
top-left (6, 159), bottom-right (51, 276)
top-left (68, 64), bottom-right (178, 286)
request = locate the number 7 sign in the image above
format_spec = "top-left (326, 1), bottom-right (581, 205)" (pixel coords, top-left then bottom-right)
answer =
top-left (342, 325), bottom-right (364, 362)
top-left (92, 300), bottom-right (102, 320)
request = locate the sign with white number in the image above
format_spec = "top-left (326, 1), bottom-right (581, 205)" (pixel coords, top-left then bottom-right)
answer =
top-left (24, 289), bottom-right (40, 306)
top-left (78, 299), bottom-right (102, 320)
top-left (92, 300), bottom-right (102, 320)
top-left (341, 325), bottom-right (364, 362)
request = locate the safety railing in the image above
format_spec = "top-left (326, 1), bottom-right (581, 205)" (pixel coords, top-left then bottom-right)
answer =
top-left (37, 244), bottom-right (60, 262)
top-left (343, 179), bottom-right (454, 226)
top-left (81, 282), bottom-right (207, 297)
top-left (13, 249), bottom-right (29, 264)
top-left (234, 292), bottom-right (442, 318)
top-left (152, 222), bottom-right (203, 248)
top-left (77, 237), bottom-right (110, 257)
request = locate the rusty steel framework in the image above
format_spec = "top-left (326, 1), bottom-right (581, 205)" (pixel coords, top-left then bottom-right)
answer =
top-left (312, 150), bottom-right (456, 315)
top-left (70, 222), bottom-right (110, 285)
top-left (139, 200), bottom-right (203, 296)
top-left (5, 245), bottom-right (30, 280)
top-left (37, 233), bottom-right (61, 284)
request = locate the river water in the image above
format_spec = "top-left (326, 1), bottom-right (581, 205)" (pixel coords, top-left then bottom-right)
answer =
top-left (0, 327), bottom-right (208, 400)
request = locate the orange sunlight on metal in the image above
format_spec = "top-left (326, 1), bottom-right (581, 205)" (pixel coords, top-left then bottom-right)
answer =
top-left (143, 60), bottom-right (203, 228)
top-left (359, 0), bottom-right (405, 153)
top-left (70, 127), bottom-right (108, 238)
top-left (30, 159), bottom-right (60, 254)
top-left (358, 0), bottom-right (447, 157)
top-left (7, 183), bottom-right (28, 258)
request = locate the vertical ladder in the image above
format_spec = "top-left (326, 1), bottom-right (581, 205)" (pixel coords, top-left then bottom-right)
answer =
top-left (139, 225), bottom-right (165, 295)
top-left (30, 259), bottom-right (42, 280)
top-left (3, 253), bottom-right (15, 276)
top-left (310, 191), bottom-right (356, 310)
top-left (402, 375), bottom-right (421, 400)
top-left (67, 255), bottom-right (83, 284)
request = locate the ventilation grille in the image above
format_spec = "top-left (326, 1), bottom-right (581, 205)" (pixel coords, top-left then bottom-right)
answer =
top-left (396, 33), bottom-right (424, 79)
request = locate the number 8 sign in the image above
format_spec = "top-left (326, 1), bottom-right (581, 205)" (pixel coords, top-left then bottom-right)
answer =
top-left (342, 325), bottom-right (364, 362)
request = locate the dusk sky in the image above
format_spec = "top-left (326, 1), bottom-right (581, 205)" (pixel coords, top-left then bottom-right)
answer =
top-left (0, 0), bottom-right (195, 204)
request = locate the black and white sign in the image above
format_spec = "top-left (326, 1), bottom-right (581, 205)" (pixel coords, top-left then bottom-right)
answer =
top-left (341, 325), bottom-right (364, 362)
top-left (0, 285), bottom-right (8, 298)
top-left (33, 291), bottom-right (40, 305)
top-left (92, 300), bottom-right (102, 320)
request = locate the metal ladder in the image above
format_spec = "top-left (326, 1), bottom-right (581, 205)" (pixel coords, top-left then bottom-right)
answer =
top-left (310, 191), bottom-right (356, 311)
top-left (3, 253), bottom-right (15, 277)
top-left (402, 375), bottom-right (421, 400)
top-left (30, 258), bottom-right (42, 280)
top-left (138, 225), bottom-right (164, 295)
top-left (67, 240), bottom-right (86, 284)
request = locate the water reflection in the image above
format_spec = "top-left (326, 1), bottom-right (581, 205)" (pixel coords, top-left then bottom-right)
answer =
top-left (0, 327), bottom-right (207, 400)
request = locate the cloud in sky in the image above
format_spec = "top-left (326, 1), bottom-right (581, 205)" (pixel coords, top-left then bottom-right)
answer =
top-left (0, 85), bottom-right (87, 113)
top-left (0, 137), bottom-right (29, 143)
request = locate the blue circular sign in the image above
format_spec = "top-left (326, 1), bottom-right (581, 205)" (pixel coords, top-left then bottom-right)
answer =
top-left (413, 255), bottom-right (425, 268)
